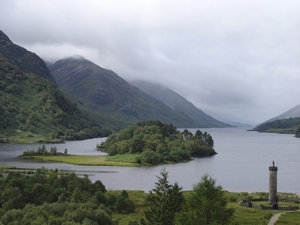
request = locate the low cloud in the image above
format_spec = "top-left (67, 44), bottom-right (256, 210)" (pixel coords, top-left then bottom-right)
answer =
top-left (1, 0), bottom-right (299, 124)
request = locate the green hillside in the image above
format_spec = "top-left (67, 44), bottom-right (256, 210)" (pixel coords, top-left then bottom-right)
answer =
top-left (251, 117), bottom-right (300, 134)
top-left (0, 55), bottom-right (110, 143)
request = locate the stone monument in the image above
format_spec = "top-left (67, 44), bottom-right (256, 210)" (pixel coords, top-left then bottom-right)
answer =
top-left (268, 161), bottom-right (278, 204)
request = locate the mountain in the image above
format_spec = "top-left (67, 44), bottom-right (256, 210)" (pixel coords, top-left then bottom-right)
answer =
top-left (263, 104), bottom-right (300, 123)
top-left (0, 31), bottom-right (109, 143)
top-left (49, 56), bottom-right (200, 128)
top-left (251, 104), bottom-right (300, 134)
top-left (130, 80), bottom-right (232, 128)
top-left (0, 30), bottom-right (56, 84)
top-left (251, 117), bottom-right (300, 134)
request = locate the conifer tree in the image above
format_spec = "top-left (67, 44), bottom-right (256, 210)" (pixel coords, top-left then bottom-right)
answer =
top-left (175, 174), bottom-right (235, 225)
top-left (141, 169), bottom-right (184, 225)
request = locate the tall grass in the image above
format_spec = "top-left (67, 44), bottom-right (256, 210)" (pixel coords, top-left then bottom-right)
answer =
top-left (31, 155), bottom-right (137, 167)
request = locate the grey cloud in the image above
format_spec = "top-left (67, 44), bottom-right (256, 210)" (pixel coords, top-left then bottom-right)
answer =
top-left (1, 0), bottom-right (300, 124)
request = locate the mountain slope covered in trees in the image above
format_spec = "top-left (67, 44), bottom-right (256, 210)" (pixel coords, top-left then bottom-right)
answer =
top-left (49, 57), bottom-right (199, 128)
top-left (130, 80), bottom-right (232, 128)
top-left (251, 117), bottom-right (300, 135)
top-left (252, 104), bottom-right (300, 136)
top-left (0, 31), bottom-right (109, 142)
top-left (263, 104), bottom-right (300, 124)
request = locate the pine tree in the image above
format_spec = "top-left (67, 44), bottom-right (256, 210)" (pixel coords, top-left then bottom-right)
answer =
top-left (175, 174), bottom-right (235, 225)
top-left (141, 169), bottom-right (184, 225)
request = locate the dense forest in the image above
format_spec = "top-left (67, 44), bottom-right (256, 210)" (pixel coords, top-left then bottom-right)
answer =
top-left (97, 120), bottom-right (216, 164)
top-left (0, 168), bottom-right (135, 225)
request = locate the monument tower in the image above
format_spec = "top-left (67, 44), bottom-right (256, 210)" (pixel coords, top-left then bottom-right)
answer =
top-left (268, 161), bottom-right (278, 204)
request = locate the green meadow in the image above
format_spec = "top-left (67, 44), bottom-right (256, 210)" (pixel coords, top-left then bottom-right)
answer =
top-left (27, 154), bottom-right (138, 167)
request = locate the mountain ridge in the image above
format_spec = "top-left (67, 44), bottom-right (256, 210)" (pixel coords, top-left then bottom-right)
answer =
top-left (49, 56), bottom-right (203, 128)
top-left (0, 30), bottom-right (57, 85)
top-left (263, 104), bottom-right (300, 124)
top-left (252, 104), bottom-right (300, 135)
top-left (130, 80), bottom-right (232, 128)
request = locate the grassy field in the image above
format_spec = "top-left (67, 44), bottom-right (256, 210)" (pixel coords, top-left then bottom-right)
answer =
top-left (275, 210), bottom-right (300, 225)
top-left (0, 165), bottom-right (17, 170)
top-left (111, 191), bottom-right (300, 225)
top-left (27, 154), bottom-right (139, 167)
top-left (24, 153), bottom-right (190, 167)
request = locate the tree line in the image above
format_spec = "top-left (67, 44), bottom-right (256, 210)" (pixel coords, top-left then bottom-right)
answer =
top-left (21, 145), bottom-right (68, 157)
top-left (141, 169), bottom-right (235, 225)
top-left (0, 168), bottom-right (235, 225)
top-left (0, 168), bottom-right (134, 224)
top-left (97, 120), bottom-right (216, 164)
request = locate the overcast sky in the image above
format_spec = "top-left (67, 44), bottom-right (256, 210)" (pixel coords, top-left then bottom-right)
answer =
top-left (1, 0), bottom-right (299, 125)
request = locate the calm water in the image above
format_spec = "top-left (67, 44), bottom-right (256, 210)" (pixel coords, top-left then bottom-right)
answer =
top-left (0, 128), bottom-right (299, 194)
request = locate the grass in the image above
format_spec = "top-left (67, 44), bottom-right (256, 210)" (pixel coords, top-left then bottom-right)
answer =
top-left (110, 191), bottom-right (300, 225)
top-left (26, 155), bottom-right (139, 167)
top-left (226, 192), bottom-right (300, 225)
top-left (276, 210), bottom-right (300, 225)
top-left (24, 153), bottom-right (190, 167)
top-left (0, 165), bottom-right (17, 170)
top-left (112, 190), bottom-right (148, 224)
top-left (105, 153), bottom-right (140, 163)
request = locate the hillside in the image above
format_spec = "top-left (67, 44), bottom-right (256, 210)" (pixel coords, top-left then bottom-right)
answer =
top-left (251, 117), bottom-right (300, 134)
top-left (0, 31), bottom-right (110, 143)
top-left (251, 104), bottom-right (300, 135)
top-left (130, 80), bottom-right (232, 128)
top-left (0, 30), bottom-right (56, 84)
top-left (49, 56), bottom-right (199, 128)
top-left (263, 104), bottom-right (300, 124)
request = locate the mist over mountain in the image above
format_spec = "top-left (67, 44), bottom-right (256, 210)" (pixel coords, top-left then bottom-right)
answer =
top-left (0, 31), bottom-right (109, 142)
top-left (0, 30), bottom-right (56, 85)
top-left (49, 56), bottom-right (199, 128)
top-left (130, 80), bottom-right (232, 128)
top-left (262, 104), bottom-right (300, 124)
top-left (252, 104), bottom-right (300, 135)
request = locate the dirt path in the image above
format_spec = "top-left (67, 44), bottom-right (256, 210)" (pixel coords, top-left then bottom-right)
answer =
top-left (267, 212), bottom-right (285, 225)
top-left (268, 210), bottom-right (300, 225)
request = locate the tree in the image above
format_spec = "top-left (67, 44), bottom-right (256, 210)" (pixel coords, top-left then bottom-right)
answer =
top-left (175, 174), bottom-right (235, 225)
top-left (141, 169), bottom-right (184, 225)
top-left (114, 190), bottom-right (135, 214)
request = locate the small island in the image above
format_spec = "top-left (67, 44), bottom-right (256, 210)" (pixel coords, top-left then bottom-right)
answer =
top-left (97, 120), bottom-right (216, 165)
top-left (20, 121), bottom-right (216, 166)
